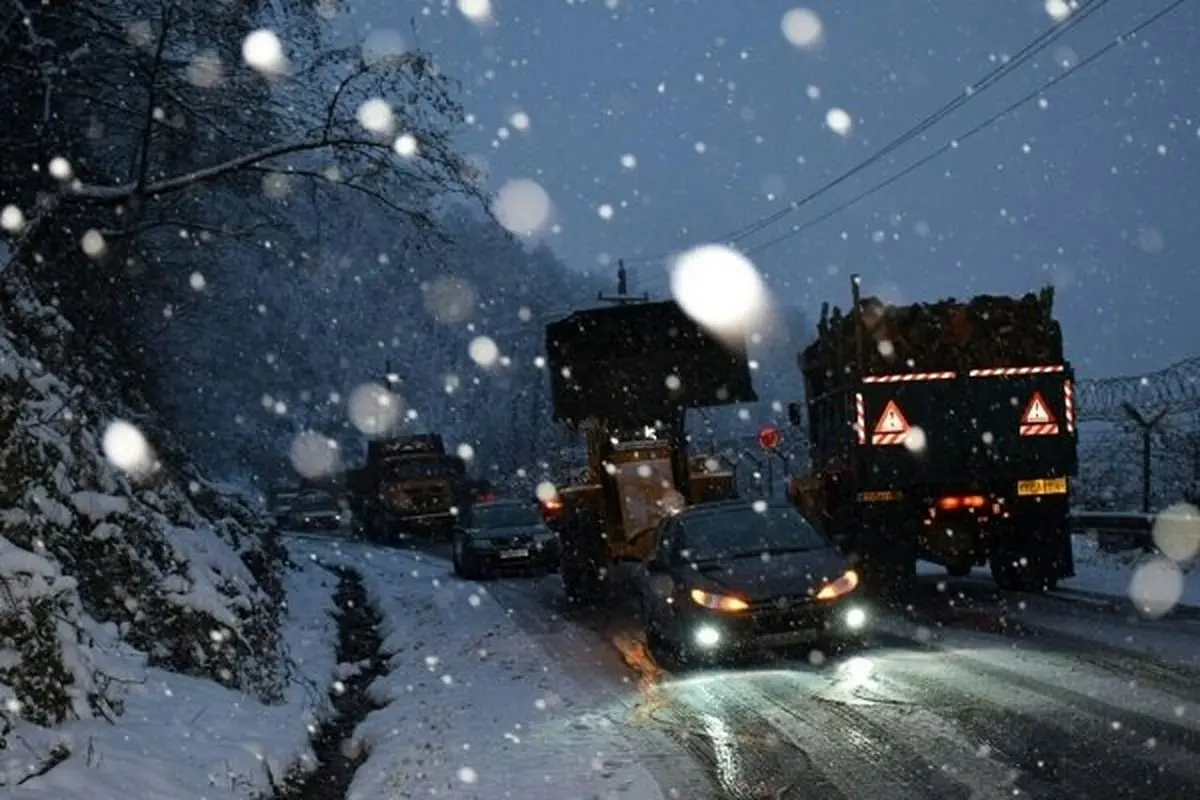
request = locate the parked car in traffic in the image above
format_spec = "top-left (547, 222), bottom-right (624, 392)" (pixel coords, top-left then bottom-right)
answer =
top-left (452, 499), bottom-right (559, 580)
top-left (638, 499), bottom-right (870, 665)
top-left (285, 491), bottom-right (344, 532)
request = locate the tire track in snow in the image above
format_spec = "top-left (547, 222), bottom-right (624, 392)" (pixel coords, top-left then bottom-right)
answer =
top-left (866, 646), bottom-right (1200, 799)
top-left (481, 576), bottom-right (723, 798)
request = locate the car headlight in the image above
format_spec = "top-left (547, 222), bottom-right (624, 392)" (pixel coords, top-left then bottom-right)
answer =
top-left (815, 569), bottom-right (860, 601)
top-left (689, 588), bottom-right (750, 613)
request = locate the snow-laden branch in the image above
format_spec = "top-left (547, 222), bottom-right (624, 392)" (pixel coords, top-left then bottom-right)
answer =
top-left (68, 136), bottom-right (398, 203)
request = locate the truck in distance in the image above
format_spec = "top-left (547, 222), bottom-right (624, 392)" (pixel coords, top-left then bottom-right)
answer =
top-left (349, 432), bottom-right (470, 542)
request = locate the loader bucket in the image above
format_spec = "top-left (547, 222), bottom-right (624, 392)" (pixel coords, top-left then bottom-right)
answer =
top-left (544, 300), bottom-right (757, 428)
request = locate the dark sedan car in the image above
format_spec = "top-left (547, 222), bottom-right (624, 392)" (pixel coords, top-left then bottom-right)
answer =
top-left (451, 500), bottom-right (559, 580)
top-left (639, 499), bottom-right (870, 664)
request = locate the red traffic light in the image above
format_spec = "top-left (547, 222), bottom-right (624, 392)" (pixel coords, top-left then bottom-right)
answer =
top-left (758, 425), bottom-right (781, 450)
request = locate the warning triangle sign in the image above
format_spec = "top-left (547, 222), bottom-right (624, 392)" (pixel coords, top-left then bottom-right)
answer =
top-left (874, 400), bottom-right (910, 435)
top-left (1021, 392), bottom-right (1056, 425)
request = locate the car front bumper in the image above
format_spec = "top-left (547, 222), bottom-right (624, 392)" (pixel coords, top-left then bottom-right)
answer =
top-left (290, 514), bottom-right (343, 530)
top-left (676, 597), bottom-right (871, 653)
top-left (464, 539), bottom-right (558, 571)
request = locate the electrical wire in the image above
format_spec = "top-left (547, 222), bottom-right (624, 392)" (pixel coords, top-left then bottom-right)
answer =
top-left (620, 0), bottom-right (1115, 265)
top-left (741, 0), bottom-right (1189, 259)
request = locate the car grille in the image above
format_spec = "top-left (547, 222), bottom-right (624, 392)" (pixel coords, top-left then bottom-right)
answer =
top-left (490, 535), bottom-right (533, 548)
top-left (748, 594), bottom-right (822, 635)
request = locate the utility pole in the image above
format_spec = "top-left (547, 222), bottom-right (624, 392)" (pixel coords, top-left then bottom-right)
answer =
top-left (597, 260), bottom-right (651, 306)
top-left (1123, 402), bottom-right (1167, 514)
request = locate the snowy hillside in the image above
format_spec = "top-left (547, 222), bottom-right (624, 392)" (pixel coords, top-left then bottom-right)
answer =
top-left (0, 276), bottom-right (307, 787)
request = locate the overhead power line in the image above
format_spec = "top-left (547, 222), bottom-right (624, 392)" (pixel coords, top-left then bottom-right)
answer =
top-left (621, 0), bottom-right (1114, 266)
top-left (741, 0), bottom-right (1189, 259)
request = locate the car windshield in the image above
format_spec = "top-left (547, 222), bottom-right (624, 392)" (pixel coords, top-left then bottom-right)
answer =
top-left (678, 506), bottom-right (828, 562)
top-left (296, 495), bottom-right (336, 510)
top-left (473, 504), bottom-right (543, 529)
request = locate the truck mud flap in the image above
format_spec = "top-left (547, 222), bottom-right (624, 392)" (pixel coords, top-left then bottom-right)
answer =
top-left (559, 508), bottom-right (609, 603)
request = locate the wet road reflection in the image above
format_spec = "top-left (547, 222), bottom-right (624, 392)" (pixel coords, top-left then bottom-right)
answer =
top-left (481, 568), bottom-right (1200, 799)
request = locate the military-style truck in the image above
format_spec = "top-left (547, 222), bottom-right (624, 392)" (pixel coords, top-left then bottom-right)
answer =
top-left (542, 296), bottom-right (757, 602)
top-left (349, 433), bottom-right (470, 542)
top-left (788, 277), bottom-right (1078, 597)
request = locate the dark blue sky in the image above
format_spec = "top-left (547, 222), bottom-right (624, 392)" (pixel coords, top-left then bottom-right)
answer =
top-left (341, 0), bottom-right (1199, 377)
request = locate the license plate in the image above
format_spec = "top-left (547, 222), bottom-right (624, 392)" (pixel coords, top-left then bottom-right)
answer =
top-left (500, 548), bottom-right (529, 559)
top-left (1017, 477), bottom-right (1068, 496)
top-left (757, 630), bottom-right (818, 647)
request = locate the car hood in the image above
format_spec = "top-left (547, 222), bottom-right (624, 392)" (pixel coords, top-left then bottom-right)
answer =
top-left (686, 549), bottom-right (851, 602)
top-left (470, 524), bottom-right (550, 541)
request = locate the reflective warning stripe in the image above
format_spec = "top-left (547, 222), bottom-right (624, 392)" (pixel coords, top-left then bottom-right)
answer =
top-left (1063, 380), bottom-right (1076, 433)
top-left (854, 392), bottom-right (866, 445)
top-left (862, 372), bottom-right (955, 383)
top-left (1019, 423), bottom-right (1060, 436)
top-left (872, 431), bottom-right (909, 445)
top-left (969, 365), bottom-right (1065, 377)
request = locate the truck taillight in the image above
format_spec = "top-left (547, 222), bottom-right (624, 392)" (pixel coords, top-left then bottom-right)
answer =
top-left (938, 495), bottom-right (985, 510)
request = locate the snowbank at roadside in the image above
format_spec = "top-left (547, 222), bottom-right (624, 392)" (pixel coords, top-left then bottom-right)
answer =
top-left (1065, 533), bottom-right (1200, 609)
top-left (4, 558), bottom-right (340, 799)
top-left (288, 538), bottom-right (664, 800)
top-left (919, 533), bottom-right (1200, 610)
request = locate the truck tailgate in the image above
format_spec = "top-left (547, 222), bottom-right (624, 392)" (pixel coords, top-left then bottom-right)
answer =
top-left (854, 368), bottom-right (1078, 486)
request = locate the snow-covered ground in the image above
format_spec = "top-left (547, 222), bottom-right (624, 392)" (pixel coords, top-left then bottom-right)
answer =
top-left (919, 533), bottom-right (1200, 610)
top-left (5, 559), bottom-right (340, 799)
top-left (288, 537), bottom-right (665, 800)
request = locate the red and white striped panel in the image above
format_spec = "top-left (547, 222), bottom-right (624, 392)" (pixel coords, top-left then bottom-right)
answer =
top-left (1063, 380), bottom-right (1076, 433)
top-left (969, 365), bottom-right (1065, 377)
top-left (1019, 423), bottom-right (1060, 437)
top-left (872, 431), bottom-right (908, 446)
top-left (862, 371), bottom-right (956, 383)
top-left (853, 392), bottom-right (866, 444)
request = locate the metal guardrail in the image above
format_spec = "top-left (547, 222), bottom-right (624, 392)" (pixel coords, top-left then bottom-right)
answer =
top-left (1069, 510), bottom-right (1193, 553)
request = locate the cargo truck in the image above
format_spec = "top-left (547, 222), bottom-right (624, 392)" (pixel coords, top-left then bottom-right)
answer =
top-left (349, 433), bottom-right (470, 542)
top-left (788, 278), bottom-right (1077, 598)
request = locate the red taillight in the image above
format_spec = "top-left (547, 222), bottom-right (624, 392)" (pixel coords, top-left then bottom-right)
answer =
top-left (937, 495), bottom-right (985, 511)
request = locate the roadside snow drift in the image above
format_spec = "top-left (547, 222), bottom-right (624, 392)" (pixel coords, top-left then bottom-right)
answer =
top-left (290, 539), bottom-right (665, 800)
top-left (3, 559), bottom-right (340, 798)
top-left (1, 279), bottom-right (336, 793)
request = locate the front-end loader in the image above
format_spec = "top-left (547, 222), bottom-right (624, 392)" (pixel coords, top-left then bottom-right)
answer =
top-left (543, 289), bottom-right (758, 602)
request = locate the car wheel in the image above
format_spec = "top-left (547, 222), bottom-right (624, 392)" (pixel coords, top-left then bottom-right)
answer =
top-left (453, 536), bottom-right (484, 580)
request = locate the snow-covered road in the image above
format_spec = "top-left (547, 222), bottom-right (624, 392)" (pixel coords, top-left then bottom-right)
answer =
top-left (285, 532), bottom-right (1200, 799)
top-left (14, 529), bottom-right (1197, 799)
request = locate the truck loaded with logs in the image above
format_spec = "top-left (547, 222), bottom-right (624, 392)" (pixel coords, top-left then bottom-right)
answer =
top-left (788, 277), bottom-right (1078, 598)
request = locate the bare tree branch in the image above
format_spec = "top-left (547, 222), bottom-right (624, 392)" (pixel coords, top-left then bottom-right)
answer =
top-left (66, 136), bottom-right (412, 203)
